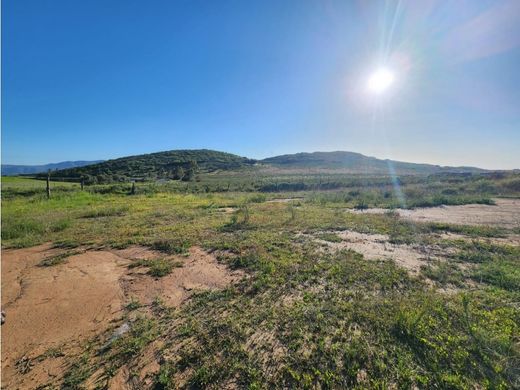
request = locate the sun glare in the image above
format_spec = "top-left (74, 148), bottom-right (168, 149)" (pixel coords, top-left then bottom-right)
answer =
top-left (367, 67), bottom-right (395, 94)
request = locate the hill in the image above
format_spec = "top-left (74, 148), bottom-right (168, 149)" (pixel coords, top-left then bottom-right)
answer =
top-left (49, 149), bottom-right (255, 183)
top-left (1, 161), bottom-right (103, 176)
top-left (261, 151), bottom-right (485, 174)
top-left (35, 149), bottom-right (489, 184)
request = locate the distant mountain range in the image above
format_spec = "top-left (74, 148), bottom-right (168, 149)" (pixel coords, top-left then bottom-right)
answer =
top-left (2, 160), bottom-right (104, 176)
top-left (3, 149), bottom-right (490, 182)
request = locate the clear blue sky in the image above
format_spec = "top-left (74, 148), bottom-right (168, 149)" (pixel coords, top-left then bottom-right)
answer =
top-left (3, 0), bottom-right (520, 169)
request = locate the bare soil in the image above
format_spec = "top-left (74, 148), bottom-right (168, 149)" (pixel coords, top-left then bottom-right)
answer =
top-left (300, 230), bottom-right (454, 273)
top-left (350, 198), bottom-right (520, 228)
top-left (121, 246), bottom-right (244, 308)
top-left (1, 244), bottom-right (241, 389)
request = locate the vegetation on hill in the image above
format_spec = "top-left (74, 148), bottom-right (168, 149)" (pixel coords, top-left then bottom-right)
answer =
top-left (44, 149), bottom-right (256, 184)
top-left (30, 149), bottom-right (494, 185)
top-left (261, 151), bottom-right (485, 174)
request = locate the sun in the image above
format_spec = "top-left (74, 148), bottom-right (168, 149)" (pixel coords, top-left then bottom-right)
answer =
top-left (367, 67), bottom-right (395, 94)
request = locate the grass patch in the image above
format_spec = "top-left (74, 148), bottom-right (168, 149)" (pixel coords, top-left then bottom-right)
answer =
top-left (109, 316), bottom-right (159, 362)
top-left (62, 353), bottom-right (92, 389)
top-left (150, 239), bottom-right (191, 255)
top-left (472, 260), bottom-right (520, 291)
top-left (81, 205), bottom-right (129, 218)
top-left (125, 298), bottom-right (142, 311)
top-left (38, 250), bottom-right (81, 267)
top-left (1, 219), bottom-right (44, 240)
top-left (129, 258), bottom-right (182, 277)
top-left (428, 222), bottom-right (506, 238)
top-left (421, 261), bottom-right (465, 287)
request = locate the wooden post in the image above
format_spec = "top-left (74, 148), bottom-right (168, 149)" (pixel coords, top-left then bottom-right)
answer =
top-left (131, 181), bottom-right (136, 195)
top-left (46, 170), bottom-right (51, 199)
top-left (80, 178), bottom-right (84, 191)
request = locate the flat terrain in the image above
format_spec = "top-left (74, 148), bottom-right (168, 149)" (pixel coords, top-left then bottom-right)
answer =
top-left (2, 173), bottom-right (520, 389)
top-left (351, 198), bottom-right (520, 228)
top-left (2, 244), bottom-right (241, 389)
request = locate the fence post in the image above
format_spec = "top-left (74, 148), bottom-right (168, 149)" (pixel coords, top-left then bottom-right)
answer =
top-left (81, 178), bottom-right (84, 191)
top-left (46, 170), bottom-right (51, 199)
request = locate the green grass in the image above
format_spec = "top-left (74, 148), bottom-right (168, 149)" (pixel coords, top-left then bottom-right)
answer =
top-left (420, 261), bottom-right (465, 287)
top-left (81, 205), bottom-right (129, 218)
top-left (129, 257), bottom-right (183, 277)
top-left (39, 250), bottom-right (81, 267)
top-left (2, 172), bottom-right (520, 389)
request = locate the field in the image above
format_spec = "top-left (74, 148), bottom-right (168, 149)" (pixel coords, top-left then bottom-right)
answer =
top-left (2, 173), bottom-right (520, 389)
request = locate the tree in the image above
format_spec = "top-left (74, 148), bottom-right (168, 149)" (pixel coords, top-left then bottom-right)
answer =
top-left (174, 166), bottom-right (185, 180)
top-left (183, 160), bottom-right (198, 181)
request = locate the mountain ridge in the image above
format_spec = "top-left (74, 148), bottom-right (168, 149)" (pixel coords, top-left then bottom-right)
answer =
top-left (260, 151), bottom-right (486, 174)
top-left (2, 160), bottom-right (104, 176)
top-left (5, 149), bottom-right (494, 183)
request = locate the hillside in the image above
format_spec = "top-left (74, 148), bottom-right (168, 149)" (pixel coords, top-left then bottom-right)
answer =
top-left (48, 149), bottom-right (255, 183)
top-left (261, 151), bottom-right (485, 174)
top-left (1, 161), bottom-right (103, 176)
top-left (35, 149), bottom-right (490, 184)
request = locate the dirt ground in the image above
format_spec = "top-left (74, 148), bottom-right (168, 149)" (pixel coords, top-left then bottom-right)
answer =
top-left (299, 230), bottom-right (454, 273)
top-left (350, 198), bottom-right (520, 228)
top-left (1, 244), bottom-right (241, 389)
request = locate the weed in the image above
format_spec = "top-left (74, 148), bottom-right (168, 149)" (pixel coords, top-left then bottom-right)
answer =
top-left (62, 353), bottom-right (92, 389)
top-left (39, 250), bottom-right (81, 267)
top-left (81, 205), bottom-right (129, 218)
top-left (150, 239), bottom-right (190, 255)
top-left (109, 316), bottom-right (159, 362)
top-left (129, 258), bottom-right (182, 277)
top-left (126, 298), bottom-right (142, 311)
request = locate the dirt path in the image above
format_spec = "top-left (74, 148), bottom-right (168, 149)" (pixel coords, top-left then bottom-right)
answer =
top-left (1, 244), bottom-right (242, 389)
top-left (350, 198), bottom-right (520, 228)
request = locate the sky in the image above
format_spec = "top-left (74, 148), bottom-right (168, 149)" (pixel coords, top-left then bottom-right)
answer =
top-left (2, 0), bottom-right (520, 169)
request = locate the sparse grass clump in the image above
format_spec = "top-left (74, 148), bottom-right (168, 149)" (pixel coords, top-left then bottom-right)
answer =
top-left (62, 353), bottom-right (92, 389)
top-left (129, 257), bottom-right (182, 277)
top-left (39, 250), bottom-right (81, 267)
top-left (125, 298), bottom-right (142, 311)
top-left (150, 239), bottom-right (190, 255)
top-left (109, 316), bottom-right (159, 362)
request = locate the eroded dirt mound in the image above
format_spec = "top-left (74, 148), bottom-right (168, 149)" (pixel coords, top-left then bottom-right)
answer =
top-left (1, 244), bottom-right (241, 389)
top-left (350, 198), bottom-right (520, 228)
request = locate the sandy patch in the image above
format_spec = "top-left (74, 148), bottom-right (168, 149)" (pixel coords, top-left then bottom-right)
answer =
top-left (300, 230), bottom-right (452, 273)
top-left (121, 246), bottom-right (244, 308)
top-left (216, 207), bottom-right (237, 214)
top-left (1, 245), bottom-right (130, 388)
top-left (265, 197), bottom-right (303, 203)
top-left (349, 198), bottom-right (520, 228)
top-left (1, 244), bottom-right (242, 389)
